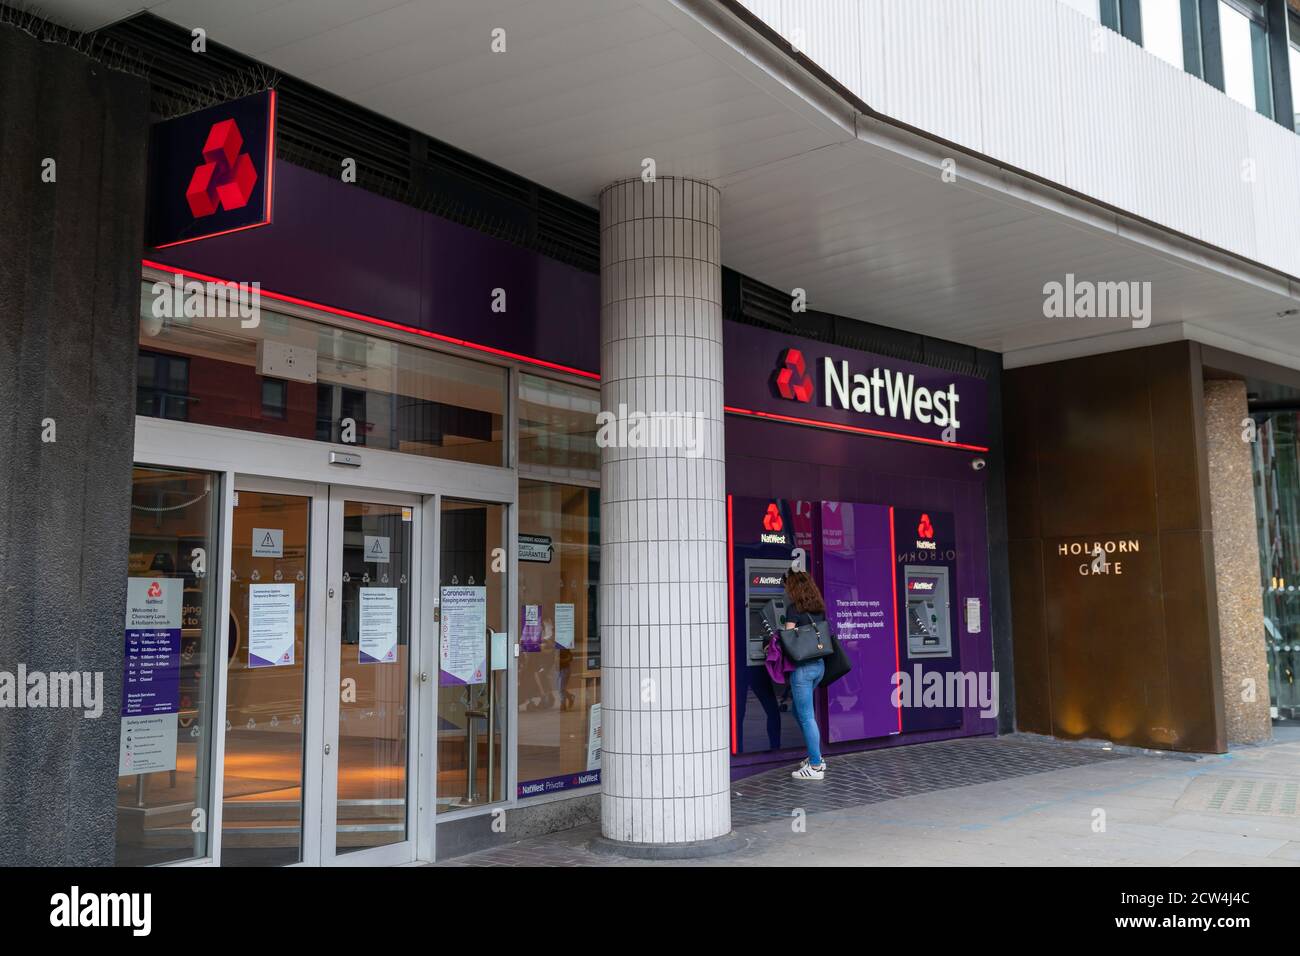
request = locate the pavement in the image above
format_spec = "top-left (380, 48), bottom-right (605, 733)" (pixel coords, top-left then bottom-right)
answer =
top-left (437, 729), bottom-right (1300, 866)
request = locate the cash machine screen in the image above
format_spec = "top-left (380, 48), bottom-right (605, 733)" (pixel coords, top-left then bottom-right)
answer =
top-left (743, 560), bottom-right (789, 664)
top-left (904, 566), bottom-right (952, 659)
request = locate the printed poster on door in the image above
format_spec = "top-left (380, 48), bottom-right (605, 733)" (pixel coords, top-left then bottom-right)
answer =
top-left (359, 588), bottom-right (399, 663)
top-left (248, 583), bottom-right (296, 668)
top-left (520, 603), bottom-right (543, 652)
top-left (119, 577), bottom-right (182, 775)
top-left (439, 586), bottom-right (486, 685)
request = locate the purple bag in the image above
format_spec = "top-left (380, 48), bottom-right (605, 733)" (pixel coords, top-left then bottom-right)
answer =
top-left (764, 633), bottom-right (797, 684)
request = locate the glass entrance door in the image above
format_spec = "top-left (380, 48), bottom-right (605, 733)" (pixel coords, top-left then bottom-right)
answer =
top-left (320, 492), bottom-right (420, 864)
top-left (223, 481), bottom-right (422, 866)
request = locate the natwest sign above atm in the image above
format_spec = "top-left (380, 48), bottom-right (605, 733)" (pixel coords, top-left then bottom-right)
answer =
top-left (724, 323), bottom-right (988, 451)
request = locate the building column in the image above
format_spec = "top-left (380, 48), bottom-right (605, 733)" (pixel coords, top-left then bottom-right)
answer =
top-left (1204, 380), bottom-right (1272, 744)
top-left (0, 23), bottom-right (149, 864)
top-left (597, 178), bottom-right (731, 845)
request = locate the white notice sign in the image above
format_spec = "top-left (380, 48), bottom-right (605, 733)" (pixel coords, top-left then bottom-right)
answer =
top-left (118, 714), bottom-right (178, 775)
top-left (490, 630), bottom-right (508, 671)
top-left (363, 535), bottom-right (390, 564)
top-left (965, 597), bottom-right (982, 634)
top-left (252, 528), bottom-right (283, 558)
top-left (249, 583), bottom-right (296, 667)
top-left (440, 586), bottom-right (487, 685)
top-left (554, 603), bottom-right (575, 649)
top-left (359, 588), bottom-right (399, 663)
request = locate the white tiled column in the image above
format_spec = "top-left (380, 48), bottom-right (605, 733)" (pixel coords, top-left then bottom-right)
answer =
top-left (598, 178), bottom-right (731, 844)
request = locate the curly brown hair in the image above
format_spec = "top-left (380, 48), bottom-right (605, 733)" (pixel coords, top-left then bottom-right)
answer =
top-left (783, 570), bottom-right (826, 615)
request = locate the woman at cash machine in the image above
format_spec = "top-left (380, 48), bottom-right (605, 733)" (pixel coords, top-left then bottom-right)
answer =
top-left (781, 571), bottom-right (829, 781)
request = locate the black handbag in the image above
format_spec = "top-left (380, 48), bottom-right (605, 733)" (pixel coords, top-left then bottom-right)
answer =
top-left (778, 617), bottom-right (835, 663)
top-left (819, 632), bottom-right (852, 688)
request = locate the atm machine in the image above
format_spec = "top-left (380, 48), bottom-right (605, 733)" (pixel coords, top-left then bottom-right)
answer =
top-left (903, 566), bottom-right (952, 659)
top-left (742, 560), bottom-right (788, 665)
top-left (892, 507), bottom-right (962, 732)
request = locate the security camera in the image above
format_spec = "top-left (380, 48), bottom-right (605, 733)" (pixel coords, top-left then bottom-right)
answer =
top-left (971, 458), bottom-right (987, 471)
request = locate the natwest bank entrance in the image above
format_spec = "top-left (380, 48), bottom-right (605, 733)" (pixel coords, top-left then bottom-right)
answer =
top-left (722, 321), bottom-right (1002, 773)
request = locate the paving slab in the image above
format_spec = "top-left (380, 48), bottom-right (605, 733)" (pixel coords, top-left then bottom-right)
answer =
top-left (434, 733), bottom-right (1300, 866)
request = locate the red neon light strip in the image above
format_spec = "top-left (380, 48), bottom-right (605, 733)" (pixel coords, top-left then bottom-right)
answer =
top-left (265, 88), bottom-right (276, 226)
top-left (724, 405), bottom-right (989, 453)
top-left (727, 494), bottom-right (737, 755)
top-left (889, 506), bottom-right (902, 733)
top-left (140, 259), bottom-right (601, 381)
top-left (154, 90), bottom-right (278, 251)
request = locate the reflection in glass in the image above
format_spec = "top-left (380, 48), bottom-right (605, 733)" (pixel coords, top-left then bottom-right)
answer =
top-left (223, 491), bottom-right (311, 867)
top-left (437, 499), bottom-right (508, 810)
top-left (517, 482), bottom-right (601, 795)
top-left (518, 373), bottom-right (600, 478)
top-left (116, 467), bottom-right (219, 866)
top-left (336, 501), bottom-right (411, 852)
top-left (1253, 414), bottom-right (1300, 722)
top-left (136, 283), bottom-right (507, 466)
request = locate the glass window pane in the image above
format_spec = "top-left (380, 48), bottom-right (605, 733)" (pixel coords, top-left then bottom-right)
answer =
top-left (1253, 413), bottom-right (1300, 720)
top-left (1142, 0), bottom-right (1185, 69)
top-left (436, 499), bottom-right (508, 810)
top-left (137, 281), bottom-right (507, 466)
top-left (518, 373), bottom-right (599, 478)
top-left (1220, 1), bottom-right (1271, 115)
top-left (517, 481), bottom-right (601, 797)
top-left (1221, 1), bottom-right (1258, 108)
top-left (1290, 43), bottom-right (1300, 130)
top-left (116, 466), bottom-right (220, 866)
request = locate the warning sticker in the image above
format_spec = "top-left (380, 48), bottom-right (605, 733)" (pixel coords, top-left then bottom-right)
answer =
top-left (252, 528), bottom-right (284, 558)
top-left (363, 535), bottom-right (391, 564)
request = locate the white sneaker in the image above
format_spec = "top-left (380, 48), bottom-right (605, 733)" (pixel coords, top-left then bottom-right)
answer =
top-left (792, 764), bottom-right (825, 780)
top-left (797, 758), bottom-right (827, 772)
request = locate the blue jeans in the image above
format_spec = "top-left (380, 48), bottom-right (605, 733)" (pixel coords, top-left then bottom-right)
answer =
top-left (790, 658), bottom-right (825, 766)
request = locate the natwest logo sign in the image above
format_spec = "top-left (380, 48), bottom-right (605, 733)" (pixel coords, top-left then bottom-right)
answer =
top-left (186, 118), bottom-right (258, 218)
top-left (774, 349), bottom-right (814, 403)
top-left (147, 90), bottom-right (276, 249)
top-left (760, 502), bottom-right (788, 545)
top-left (916, 513), bottom-right (936, 550)
top-left (770, 346), bottom-right (964, 435)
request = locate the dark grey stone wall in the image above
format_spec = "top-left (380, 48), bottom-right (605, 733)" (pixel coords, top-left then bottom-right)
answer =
top-left (0, 22), bottom-right (149, 865)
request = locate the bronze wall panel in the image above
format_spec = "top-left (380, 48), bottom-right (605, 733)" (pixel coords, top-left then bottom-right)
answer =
top-left (1042, 534), bottom-right (1169, 745)
top-left (1004, 342), bottom-right (1225, 753)
top-left (1004, 368), bottom-right (1042, 542)
top-left (1034, 350), bottom-right (1158, 539)
top-left (1159, 530), bottom-right (1226, 752)
top-left (1148, 343), bottom-right (1212, 532)
top-left (1009, 538), bottom-right (1051, 734)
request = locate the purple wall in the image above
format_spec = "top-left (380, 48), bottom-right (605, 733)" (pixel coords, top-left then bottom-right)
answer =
top-left (151, 161), bottom-right (601, 375)
top-left (726, 384), bottom-right (997, 767)
top-left (722, 322), bottom-right (994, 761)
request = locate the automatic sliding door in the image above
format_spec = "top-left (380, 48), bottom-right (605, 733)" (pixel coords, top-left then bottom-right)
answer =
top-left (223, 488), bottom-right (319, 866)
top-left (324, 496), bottom-right (416, 859)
